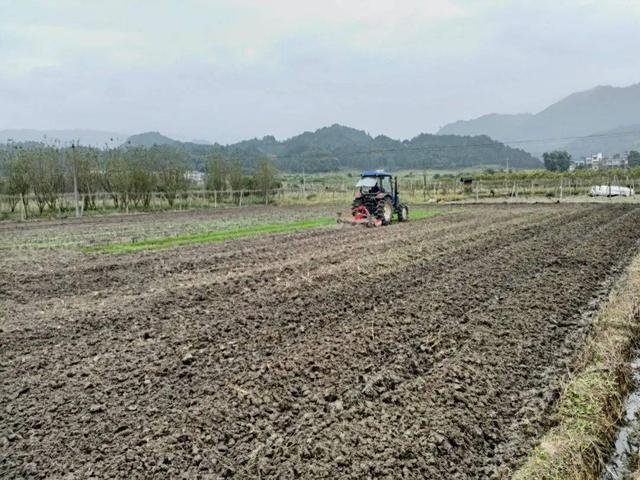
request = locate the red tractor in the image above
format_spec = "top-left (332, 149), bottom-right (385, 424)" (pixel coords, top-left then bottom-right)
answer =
top-left (338, 170), bottom-right (409, 227)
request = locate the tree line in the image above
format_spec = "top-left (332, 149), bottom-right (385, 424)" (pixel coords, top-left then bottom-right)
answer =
top-left (0, 144), bottom-right (279, 216)
top-left (125, 124), bottom-right (542, 173)
top-left (542, 149), bottom-right (640, 172)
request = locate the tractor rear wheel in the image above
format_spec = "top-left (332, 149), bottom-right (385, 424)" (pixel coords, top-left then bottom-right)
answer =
top-left (375, 198), bottom-right (393, 225)
top-left (398, 204), bottom-right (409, 222)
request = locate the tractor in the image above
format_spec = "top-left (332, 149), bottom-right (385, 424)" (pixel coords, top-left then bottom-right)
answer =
top-left (338, 170), bottom-right (408, 227)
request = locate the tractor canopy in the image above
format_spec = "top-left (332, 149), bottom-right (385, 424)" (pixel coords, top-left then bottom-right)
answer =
top-left (355, 170), bottom-right (394, 195)
top-left (360, 170), bottom-right (392, 178)
top-left (355, 177), bottom-right (378, 188)
top-left (355, 170), bottom-right (393, 189)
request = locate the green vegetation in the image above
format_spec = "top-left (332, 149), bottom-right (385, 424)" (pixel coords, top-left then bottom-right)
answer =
top-left (226, 124), bottom-right (540, 172)
top-left (543, 150), bottom-right (572, 172)
top-left (410, 209), bottom-right (441, 220)
top-left (0, 143), bottom-right (281, 218)
top-left (85, 209), bottom-right (439, 254)
top-left (254, 157), bottom-right (279, 204)
top-left (62, 124), bottom-right (543, 173)
top-left (513, 255), bottom-right (640, 479)
top-left (3, 138), bottom-right (639, 222)
top-left (86, 217), bottom-right (337, 253)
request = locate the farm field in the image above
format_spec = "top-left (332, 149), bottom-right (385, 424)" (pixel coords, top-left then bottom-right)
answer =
top-left (2, 204), bottom-right (640, 478)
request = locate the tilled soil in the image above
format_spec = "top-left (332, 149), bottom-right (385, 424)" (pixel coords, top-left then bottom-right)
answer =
top-left (2, 204), bottom-right (640, 479)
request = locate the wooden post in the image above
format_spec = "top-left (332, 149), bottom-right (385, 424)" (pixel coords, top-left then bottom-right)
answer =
top-left (20, 193), bottom-right (25, 221)
top-left (302, 169), bottom-right (306, 196)
top-left (71, 146), bottom-right (80, 218)
top-left (559, 178), bottom-right (563, 199)
top-left (239, 190), bottom-right (243, 207)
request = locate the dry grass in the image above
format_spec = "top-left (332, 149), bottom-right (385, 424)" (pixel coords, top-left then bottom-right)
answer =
top-left (513, 253), bottom-right (640, 480)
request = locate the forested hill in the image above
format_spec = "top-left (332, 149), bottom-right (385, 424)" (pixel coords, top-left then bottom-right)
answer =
top-left (125, 124), bottom-right (541, 172)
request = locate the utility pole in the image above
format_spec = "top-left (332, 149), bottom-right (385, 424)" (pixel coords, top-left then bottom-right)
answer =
top-left (608, 168), bottom-right (612, 200)
top-left (302, 167), bottom-right (306, 196)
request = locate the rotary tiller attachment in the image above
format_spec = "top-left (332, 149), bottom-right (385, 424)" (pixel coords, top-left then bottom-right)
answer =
top-left (336, 205), bottom-right (382, 227)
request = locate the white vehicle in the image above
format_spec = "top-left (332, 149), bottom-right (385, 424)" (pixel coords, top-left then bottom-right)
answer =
top-left (589, 185), bottom-right (635, 197)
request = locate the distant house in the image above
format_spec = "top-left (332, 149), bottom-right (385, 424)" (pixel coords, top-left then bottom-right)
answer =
top-left (583, 152), bottom-right (628, 170)
top-left (585, 153), bottom-right (603, 170)
top-left (569, 158), bottom-right (586, 172)
top-left (187, 170), bottom-right (205, 185)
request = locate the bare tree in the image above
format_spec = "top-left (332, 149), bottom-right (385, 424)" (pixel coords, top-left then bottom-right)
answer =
top-left (228, 159), bottom-right (244, 204)
top-left (253, 157), bottom-right (279, 205)
top-left (155, 146), bottom-right (189, 207)
top-left (5, 149), bottom-right (31, 214)
top-left (27, 147), bottom-right (65, 215)
top-left (205, 153), bottom-right (228, 193)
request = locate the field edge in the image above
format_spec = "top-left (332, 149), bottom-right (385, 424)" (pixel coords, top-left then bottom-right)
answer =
top-left (512, 249), bottom-right (640, 479)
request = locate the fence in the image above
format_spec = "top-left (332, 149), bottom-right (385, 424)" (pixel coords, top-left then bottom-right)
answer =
top-left (2, 176), bottom-right (639, 220)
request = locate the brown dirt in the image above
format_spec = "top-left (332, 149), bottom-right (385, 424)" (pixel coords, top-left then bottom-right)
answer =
top-left (2, 204), bottom-right (640, 479)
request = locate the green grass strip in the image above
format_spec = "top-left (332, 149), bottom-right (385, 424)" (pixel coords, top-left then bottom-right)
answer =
top-left (86, 217), bottom-right (337, 254)
top-left (410, 209), bottom-right (440, 220)
top-left (85, 209), bottom-right (440, 254)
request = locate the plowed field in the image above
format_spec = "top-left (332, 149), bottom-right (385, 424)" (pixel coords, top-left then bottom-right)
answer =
top-left (2, 204), bottom-right (640, 478)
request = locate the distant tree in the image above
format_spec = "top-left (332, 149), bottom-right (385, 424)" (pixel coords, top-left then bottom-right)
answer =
top-left (100, 148), bottom-right (128, 208)
top-left (74, 147), bottom-right (100, 211)
top-left (228, 159), bottom-right (244, 204)
top-left (543, 151), bottom-right (572, 172)
top-left (27, 148), bottom-right (65, 214)
top-left (628, 150), bottom-right (640, 167)
top-left (254, 157), bottom-right (279, 204)
top-left (100, 146), bottom-right (154, 209)
top-left (4, 150), bottom-right (31, 213)
top-left (154, 146), bottom-right (189, 207)
top-left (126, 147), bottom-right (155, 208)
top-left (205, 153), bottom-right (228, 192)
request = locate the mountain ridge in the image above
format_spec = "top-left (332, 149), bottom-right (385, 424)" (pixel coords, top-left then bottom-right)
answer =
top-left (438, 83), bottom-right (640, 156)
top-left (132, 123), bottom-right (542, 172)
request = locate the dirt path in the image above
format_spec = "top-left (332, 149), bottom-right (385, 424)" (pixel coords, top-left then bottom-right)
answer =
top-left (2, 204), bottom-right (640, 478)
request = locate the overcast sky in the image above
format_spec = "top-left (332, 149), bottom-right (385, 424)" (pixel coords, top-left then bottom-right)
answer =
top-left (1, 0), bottom-right (639, 143)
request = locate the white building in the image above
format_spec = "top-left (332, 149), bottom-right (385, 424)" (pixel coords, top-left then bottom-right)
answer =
top-left (583, 152), bottom-right (628, 170)
top-left (187, 170), bottom-right (205, 186)
top-left (585, 153), bottom-right (603, 170)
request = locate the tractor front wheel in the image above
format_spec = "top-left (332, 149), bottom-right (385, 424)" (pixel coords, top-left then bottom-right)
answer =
top-left (375, 198), bottom-right (393, 225)
top-left (398, 204), bottom-right (409, 222)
